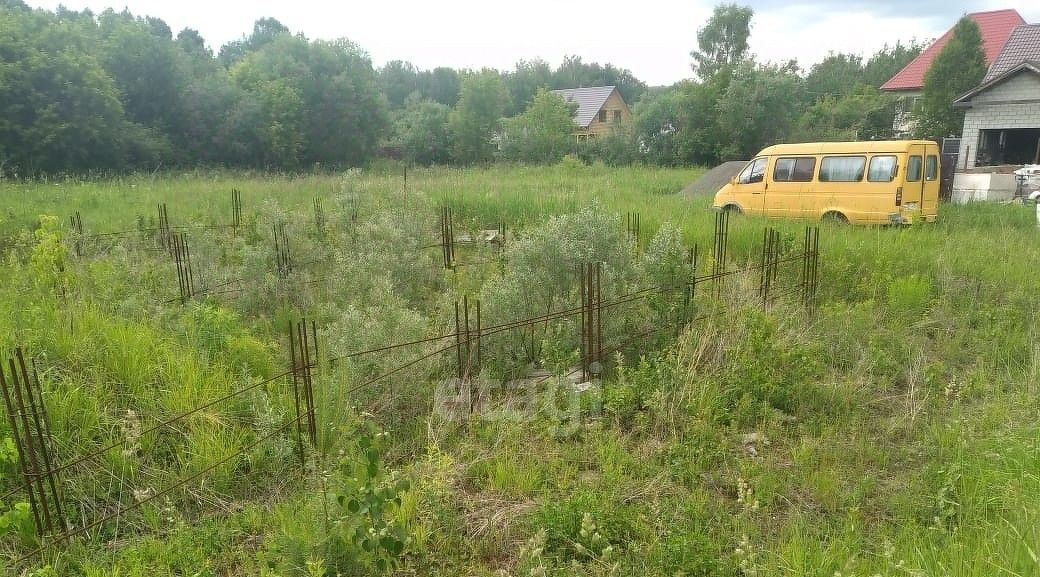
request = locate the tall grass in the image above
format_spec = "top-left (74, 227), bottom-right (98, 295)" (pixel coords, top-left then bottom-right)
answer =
top-left (1, 165), bottom-right (1038, 576)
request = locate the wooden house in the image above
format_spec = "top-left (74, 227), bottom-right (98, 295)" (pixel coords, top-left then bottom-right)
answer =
top-left (551, 86), bottom-right (632, 140)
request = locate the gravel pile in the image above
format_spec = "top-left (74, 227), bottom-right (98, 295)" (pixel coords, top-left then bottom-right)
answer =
top-left (681, 160), bottom-right (748, 196)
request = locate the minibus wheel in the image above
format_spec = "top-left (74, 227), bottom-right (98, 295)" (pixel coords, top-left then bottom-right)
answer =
top-left (822, 211), bottom-right (848, 224)
top-left (723, 204), bottom-right (743, 215)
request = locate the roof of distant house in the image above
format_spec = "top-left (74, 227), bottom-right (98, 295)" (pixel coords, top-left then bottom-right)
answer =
top-left (551, 86), bottom-right (618, 128)
top-left (880, 9), bottom-right (1025, 91)
top-left (983, 23), bottom-right (1040, 82)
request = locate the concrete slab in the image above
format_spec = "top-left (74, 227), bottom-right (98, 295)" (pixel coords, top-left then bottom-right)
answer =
top-left (952, 173), bottom-right (1018, 203)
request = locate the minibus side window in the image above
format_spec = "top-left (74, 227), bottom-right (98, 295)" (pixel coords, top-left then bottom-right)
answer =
top-left (774, 158), bottom-right (795, 181)
top-left (925, 156), bottom-right (938, 181)
top-left (793, 158), bottom-right (816, 181)
top-left (738, 157), bottom-right (767, 184)
top-left (907, 156), bottom-right (923, 182)
top-left (773, 157), bottom-right (815, 182)
top-left (868, 155), bottom-right (898, 182)
top-left (819, 156), bottom-right (866, 182)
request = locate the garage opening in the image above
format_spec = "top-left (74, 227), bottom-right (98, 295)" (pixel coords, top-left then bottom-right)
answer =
top-left (976, 128), bottom-right (1040, 167)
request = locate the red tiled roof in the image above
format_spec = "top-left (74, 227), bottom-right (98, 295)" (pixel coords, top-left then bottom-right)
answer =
top-left (880, 9), bottom-right (1025, 91)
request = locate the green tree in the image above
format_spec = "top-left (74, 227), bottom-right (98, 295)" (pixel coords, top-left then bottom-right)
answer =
top-left (393, 98), bottom-right (454, 165)
top-left (380, 60), bottom-right (421, 109)
top-left (690, 4), bottom-right (754, 80)
top-left (0, 5), bottom-right (132, 174)
top-left (451, 70), bottom-right (509, 164)
top-left (302, 39), bottom-right (388, 166)
top-left (176, 28), bottom-right (211, 61)
top-left (632, 86), bottom-right (688, 166)
top-left (797, 43), bottom-right (920, 143)
top-left (505, 59), bottom-right (554, 115)
top-left (178, 71), bottom-right (251, 165)
top-left (171, 25), bottom-right (250, 164)
top-left (805, 53), bottom-right (865, 101)
top-left (576, 124), bottom-right (639, 166)
top-left (382, 63), bottom-right (465, 111)
top-left (674, 74), bottom-right (733, 165)
top-left (96, 10), bottom-right (189, 158)
top-left (231, 34), bottom-right (388, 168)
top-left (796, 87), bottom-right (897, 142)
top-left (632, 77), bottom-right (733, 167)
top-left (218, 17), bottom-right (290, 68)
top-left (231, 69), bottom-right (305, 168)
top-left (917, 16), bottom-right (986, 139)
top-left (715, 61), bottom-right (805, 160)
top-left (552, 56), bottom-right (647, 105)
top-left (499, 88), bottom-right (576, 164)
top-left (421, 67), bottom-right (461, 107)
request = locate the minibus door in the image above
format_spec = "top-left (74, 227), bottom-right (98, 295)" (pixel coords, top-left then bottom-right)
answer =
top-left (733, 157), bottom-right (768, 214)
top-left (904, 144), bottom-right (926, 215)
top-left (764, 157), bottom-right (812, 218)
top-left (922, 150), bottom-right (940, 218)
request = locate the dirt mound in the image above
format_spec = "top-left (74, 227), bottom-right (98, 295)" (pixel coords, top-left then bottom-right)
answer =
top-left (682, 160), bottom-right (748, 196)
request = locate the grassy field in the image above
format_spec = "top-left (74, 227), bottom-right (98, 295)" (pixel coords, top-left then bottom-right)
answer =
top-left (0, 165), bottom-right (1038, 577)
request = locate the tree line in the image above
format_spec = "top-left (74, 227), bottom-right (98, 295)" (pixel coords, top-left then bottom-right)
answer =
top-left (393, 4), bottom-right (926, 167)
top-left (2, 1), bottom-right (969, 176)
top-left (627, 4), bottom-right (925, 166)
top-left (0, 3), bottom-right (390, 175)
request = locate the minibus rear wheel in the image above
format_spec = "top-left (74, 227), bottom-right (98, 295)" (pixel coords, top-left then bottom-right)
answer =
top-left (822, 211), bottom-right (848, 224)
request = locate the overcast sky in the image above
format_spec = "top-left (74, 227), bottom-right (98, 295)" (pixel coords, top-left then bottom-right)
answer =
top-left (24, 0), bottom-right (1040, 85)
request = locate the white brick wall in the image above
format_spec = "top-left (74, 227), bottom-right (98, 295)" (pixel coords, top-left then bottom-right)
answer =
top-left (957, 72), bottom-right (1040, 169)
top-left (972, 73), bottom-right (1040, 103)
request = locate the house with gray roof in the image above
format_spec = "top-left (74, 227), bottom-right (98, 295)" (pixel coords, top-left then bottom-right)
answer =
top-left (954, 23), bottom-right (1040, 170)
top-left (551, 86), bottom-right (632, 140)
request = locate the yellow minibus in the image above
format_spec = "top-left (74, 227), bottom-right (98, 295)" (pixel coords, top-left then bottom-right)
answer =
top-left (711, 141), bottom-right (940, 224)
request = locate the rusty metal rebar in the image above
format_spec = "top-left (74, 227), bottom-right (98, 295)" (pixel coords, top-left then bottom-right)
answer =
top-left (14, 412), bottom-right (307, 564)
top-left (801, 226), bottom-right (820, 315)
top-left (0, 350), bottom-right (68, 538)
top-left (712, 210), bottom-right (730, 299)
top-left (274, 223), bottom-right (293, 279)
top-left (231, 189), bottom-right (242, 231)
top-left (172, 233), bottom-right (197, 304)
top-left (0, 356), bottom-right (43, 533)
top-left (440, 207), bottom-right (456, 269)
top-left (579, 262), bottom-right (604, 382)
top-left (681, 244), bottom-right (699, 329)
top-left (288, 319), bottom-right (304, 464)
top-left (157, 203), bottom-right (174, 254)
top-left (625, 212), bottom-right (641, 247)
top-left (299, 320), bottom-right (317, 445)
top-left (17, 350), bottom-right (67, 535)
top-left (313, 198), bottom-right (325, 235)
top-left (759, 228), bottom-right (782, 306)
top-left (69, 212), bottom-right (83, 257)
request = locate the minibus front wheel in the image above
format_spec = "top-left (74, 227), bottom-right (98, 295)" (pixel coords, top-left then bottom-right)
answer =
top-left (822, 211), bottom-right (848, 224)
top-left (723, 204), bottom-right (743, 215)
